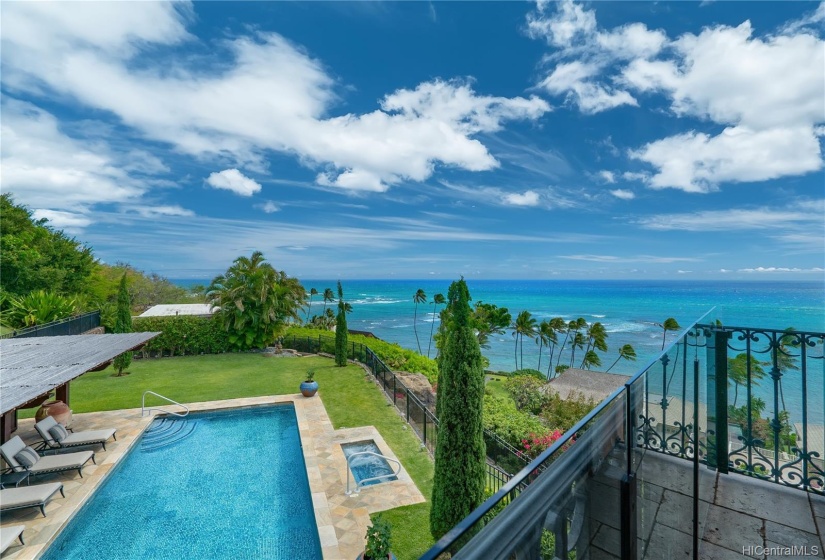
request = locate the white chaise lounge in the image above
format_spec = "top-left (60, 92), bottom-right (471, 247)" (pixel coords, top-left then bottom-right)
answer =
top-left (0, 482), bottom-right (65, 517)
top-left (0, 525), bottom-right (25, 554)
top-left (35, 416), bottom-right (117, 452)
top-left (0, 436), bottom-right (95, 479)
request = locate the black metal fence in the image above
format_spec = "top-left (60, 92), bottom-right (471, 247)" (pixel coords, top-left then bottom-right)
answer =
top-left (0, 311), bottom-right (101, 339)
top-left (281, 333), bottom-right (524, 490)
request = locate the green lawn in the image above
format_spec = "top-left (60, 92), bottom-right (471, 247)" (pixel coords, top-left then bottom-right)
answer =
top-left (485, 374), bottom-right (511, 401)
top-left (21, 353), bottom-right (434, 559)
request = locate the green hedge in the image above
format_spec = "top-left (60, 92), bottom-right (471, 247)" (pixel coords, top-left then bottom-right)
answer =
top-left (132, 316), bottom-right (232, 356)
top-left (284, 326), bottom-right (438, 383)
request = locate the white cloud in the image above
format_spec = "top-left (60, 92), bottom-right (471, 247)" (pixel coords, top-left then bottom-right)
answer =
top-left (503, 190), bottom-right (541, 207)
top-left (1, 3), bottom-right (550, 193)
top-left (676, 270), bottom-right (692, 274)
top-left (738, 267), bottom-right (825, 274)
top-left (630, 126), bottom-right (822, 193)
top-left (205, 169), bottom-right (262, 197)
top-left (128, 205), bottom-right (195, 218)
top-left (622, 171), bottom-right (649, 182)
top-left (637, 200), bottom-right (824, 231)
top-left (598, 170), bottom-right (616, 183)
top-left (31, 209), bottom-right (92, 233)
top-left (609, 189), bottom-right (635, 200)
top-left (560, 254), bottom-right (700, 263)
top-left (0, 98), bottom-right (152, 222)
top-left (526, 1), bottom-right (825, 191)
top-left (257, 201), bottom-right (280, 213)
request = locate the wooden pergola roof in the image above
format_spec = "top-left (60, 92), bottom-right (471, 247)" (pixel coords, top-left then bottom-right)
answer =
top-left (0, 333), bottom-right (159, 414)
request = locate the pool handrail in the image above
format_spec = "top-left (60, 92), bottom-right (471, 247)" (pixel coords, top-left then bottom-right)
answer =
top-left (141, 391), bottom-right (189, 418)
top-left (344, 451), bottom-right (402, 495)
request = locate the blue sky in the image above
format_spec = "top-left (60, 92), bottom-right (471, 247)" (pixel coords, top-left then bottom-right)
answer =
top-left (2, 1), bottom-right (823, 281)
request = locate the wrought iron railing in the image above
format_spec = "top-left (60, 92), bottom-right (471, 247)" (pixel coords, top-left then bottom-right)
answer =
top-left (0, 311), bottom-right (101, 339)
top-left (421, 312), bottom-right (825, 559)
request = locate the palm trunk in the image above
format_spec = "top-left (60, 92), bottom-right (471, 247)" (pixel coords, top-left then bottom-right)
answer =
top-left (514, 333), bottom-right (519, 370)
top-left (580, 338), bottom-right (593, 369)
top-left (556, 332), bottom-right (570, 370)
top-left (537, 339), bottom-right (543, 372)
top-left (427, 302), bottom-right (437, 358)
top-left (413, 304), bottom-right (422, 354)
top-left (547, 345), bottom-right (556, 379)
top-left (606, 354), bottom-right (621, 373)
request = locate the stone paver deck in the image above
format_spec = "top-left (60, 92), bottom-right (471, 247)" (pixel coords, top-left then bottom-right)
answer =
top-left (0, 394), bottom-right (424, 560)
top-left (588, 450), bottom-right (825, 560)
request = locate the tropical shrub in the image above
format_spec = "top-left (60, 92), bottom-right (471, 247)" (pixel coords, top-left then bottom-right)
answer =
top-left (520, 429), bottom-right (564, 460)
top-left (283, 327), bottom-right (438, 383)
top-left (503, 375), bottom-right (550, 414)
top-left (2, 290), bottom-right (77, 328)
top-left (540, 390), bottom-right (597, 433)
top-left (483, 394), bottom-right (549, 448)
top-left (0, 194), bottom-right (95, 297)
top-left (132, 316), bottom-right (231, 355)
top-left (207, 252), bottom-right (305, 350)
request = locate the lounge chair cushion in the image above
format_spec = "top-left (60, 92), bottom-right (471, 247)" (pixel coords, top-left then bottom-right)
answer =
top-left (14, 447), bottom-right (39, 468)
top-left (29, 450), bottom-right (94, 474)
top-left (0, 525), bottom-right (25, 554)
top-left (60, 429), bottom-right (116, 447)
top-left (49, 424), bottom-right (69, 442)
top-left (0, 436), bottom-right (27, 472)
top-left (0, 482), bottom-right (63, 515)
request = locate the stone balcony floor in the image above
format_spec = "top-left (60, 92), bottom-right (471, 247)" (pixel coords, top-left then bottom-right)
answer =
top-left (589, 450), bottom-right (824, 560)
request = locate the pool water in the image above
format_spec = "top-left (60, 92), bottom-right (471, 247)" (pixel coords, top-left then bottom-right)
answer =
top-left (42, 405), bottom-right (322, 560)
top-left (341, 441), bottom-right (397, 487)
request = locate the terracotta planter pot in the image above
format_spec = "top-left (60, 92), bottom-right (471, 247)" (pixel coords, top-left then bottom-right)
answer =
top-left (35, 400), bottom-right (72, 428)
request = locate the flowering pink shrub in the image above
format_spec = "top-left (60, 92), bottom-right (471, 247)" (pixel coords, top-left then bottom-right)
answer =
top-left (520, 430), bottom-right (566, 460)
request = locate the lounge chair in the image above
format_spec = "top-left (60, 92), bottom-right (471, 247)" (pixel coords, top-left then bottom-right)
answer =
top-left (0, 525), bottom-right (25, 554)
top-left (0, 482), bottom-right (64, 517)
top-left (35, 416), bottom-right (117, 451)
top-left (0, 436), bottom-right (95, 479)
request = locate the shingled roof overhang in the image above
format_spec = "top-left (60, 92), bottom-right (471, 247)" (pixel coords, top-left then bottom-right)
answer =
top-left (0, 332), bottom-right (160, 414)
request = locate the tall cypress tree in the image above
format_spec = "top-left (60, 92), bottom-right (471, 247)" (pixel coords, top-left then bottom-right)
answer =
top-left (334, 281), bottom-right (348, 367)
top-left (430, 278), bottom-right (486, 540)
top-left (112, 273), bottom-right (133, 376)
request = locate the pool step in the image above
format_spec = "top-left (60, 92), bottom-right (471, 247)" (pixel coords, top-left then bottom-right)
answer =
top-left (141, 418), bottom-right (196, 452)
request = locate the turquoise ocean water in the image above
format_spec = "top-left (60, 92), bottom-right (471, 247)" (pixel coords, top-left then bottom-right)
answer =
top-left (174, 279), bottom-right (824, 376)
top-left (174, 279), bottom-right (824, 423)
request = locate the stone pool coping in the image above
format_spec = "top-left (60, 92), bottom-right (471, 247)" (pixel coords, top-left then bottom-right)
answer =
top-left (0, 394), bottom-right (425, 560)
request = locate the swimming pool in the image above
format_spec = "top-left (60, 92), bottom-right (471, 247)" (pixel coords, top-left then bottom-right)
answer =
top-left (341, 440), bottom-right (398, 487)
top-left (42, 405), bottom-right (322, 560)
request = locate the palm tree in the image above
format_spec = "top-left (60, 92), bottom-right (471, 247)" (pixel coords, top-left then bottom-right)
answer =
top-left (581, 350), bottom-right (602, 370)
top-left (513, 310), bottom-right (537, 370)
top-left (427, 293), bottom-right (445, 358)
top-left (555, 319), bottom-right (576, 371)
top-left (569, 331), bottom-right (587, 368)
top-left (545, 317), bottom-right (565, 379)
top-left (536, 320), bottom-right (551, 372)
top-left (728, 353), bottom-right (767, 407)
top-left (207, 251), bottom-right (305, 350)
top-left (305, 287), bottom-right (318, 321)
top-left (580, 322), bottom-right (607, 368)
top-left (412, 288), bottom-right (427, 354)
top-left (658, 317), bottom-right (681, 350)
top-left (606, 344), bottom-right (637, 373)
top-left (322, 288), bottom-right (335, 315)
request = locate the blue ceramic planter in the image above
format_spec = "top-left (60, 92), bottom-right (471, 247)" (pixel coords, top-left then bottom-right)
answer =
top-left (300, 380), bottom-right (318, 397)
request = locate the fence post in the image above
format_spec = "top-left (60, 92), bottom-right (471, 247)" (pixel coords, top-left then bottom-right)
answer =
top-left (406, 389), bottom-right (410, 421)
top-left (423, 413), bottom-right (427, 445)
top-left (706, 328), bottom-right (731, 473)
top-left (393, 375), bottom-right (397, 404)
